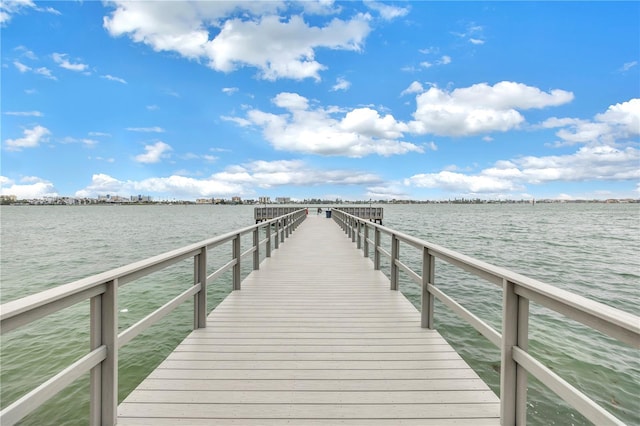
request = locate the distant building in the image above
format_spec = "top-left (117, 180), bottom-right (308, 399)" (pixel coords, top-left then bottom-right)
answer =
top-left (275, 197), bottom-right (291, 204)
top-left (196, 198), bottom-right (214, 204)
top-left (231, 196), bottom-right (242, 204)
top-left (131, 195), bottom-right (152, 202)
top-left (259, 196), bottom-right (271, 204)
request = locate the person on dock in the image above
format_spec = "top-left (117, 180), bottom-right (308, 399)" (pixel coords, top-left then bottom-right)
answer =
top-left (317, 207), bottom-right (322, 214)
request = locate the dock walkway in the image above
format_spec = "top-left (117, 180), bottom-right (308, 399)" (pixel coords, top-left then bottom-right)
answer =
top-left (118, 215), bottom-right (500, 425)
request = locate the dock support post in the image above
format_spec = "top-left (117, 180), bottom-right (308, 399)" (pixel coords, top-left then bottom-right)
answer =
top-left (89, 279), bottom-right (118, 426)
top-left (390, 234), bottom-right (399, 291)
top-left (194, 248), bottom-right (207, 328)
top-left (500, 279), bottom-right (529, 425)
top-left (232, 234), bottom-right (241, 290)
top-left (421, 248), bottom-right (434, 329)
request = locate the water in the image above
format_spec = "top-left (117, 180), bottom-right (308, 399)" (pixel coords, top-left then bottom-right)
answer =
top-left (1, 203), bottom-right (639, 425)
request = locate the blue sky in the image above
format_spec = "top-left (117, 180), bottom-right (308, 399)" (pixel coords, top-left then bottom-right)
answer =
top-left (1, 1), bottom-right (639, 201)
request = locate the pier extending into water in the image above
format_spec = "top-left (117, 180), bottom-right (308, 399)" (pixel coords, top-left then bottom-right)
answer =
top-left (1, 209), bottom-right (638, 425)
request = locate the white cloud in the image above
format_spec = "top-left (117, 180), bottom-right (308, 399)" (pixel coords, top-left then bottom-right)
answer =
top-left (544, 98), bottom-right (639, 146)
top-left (229, 92), bottom-right (423, 157)
top-left (34, 67), bottom-right (56, 80)
top-left (4, 110), bottom-right (43, 117)
top-left (4, 125), bottom-right (51, 150)
top-left (103, 2), bottom-right (371, 81)
top-left (619, 61), bottom-right (637, 72)
top-left (1, 0), bottom-right (60, 26)
top-left (13, 60), bottom-right (31, 72)
top-left (439, 55), bottom-right (451, 65)
top-left (331, 77), bottom-right (351, 91)
top-left (405, 145), bottom-right (640, 195)
top-left (364, 1), bottom-right (409, 20)
top-left (401, 81), bottom-right (424, 96)
top-left (101, 74), bottom-right (127, 84)
top-left (469, 38), bottom-right (485, 45)
top-left (222, 87), bottom-right (239, 95)
top-left (0, 176), bottom-right (58, 199)
top-left (75, 160), bottom-right (382, 198)
top-left (126, 126), bottom-right (165, 133)
top-left (410, 81), bottom-right (574, 136)
top-left (52, 53), bottom-right (89, 72)
top-left (134, 141), bottom-right (172, 163)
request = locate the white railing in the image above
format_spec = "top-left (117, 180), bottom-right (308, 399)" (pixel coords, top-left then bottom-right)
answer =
top-left (0, 209), bottom-right (307, 426)
top-left (332, 209), bottom-right (639, 426)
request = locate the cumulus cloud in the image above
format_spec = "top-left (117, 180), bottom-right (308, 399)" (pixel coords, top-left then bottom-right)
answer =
top-left (0, 176), bottom-right (58, 199)
top-left (409, 81), bottom-right (574, 136)
top-left (401, 81), bottom-right (424, 96)
top-left (1, 0), bottom-right (60, 26)
top-left (331, 77), bottom-right (351, 91)
top-left (4, 125), bottom-right (51, 150)
top-left (543, 98), bottom-right (639, 146)
top-left (103, 1), bottom-right (371, 81)
top-left (225, 92), bottom-right (423, 157)
top-left (134, 141), bottom-right (172, 163)
top-left (405, 145), bottom-right (639, 195)
top-left (75, 160), bottom-right (382, 198)
top-left (52, 53), bottom-right (89, 72)
top-left (364, 1), bottom-right (409, 20)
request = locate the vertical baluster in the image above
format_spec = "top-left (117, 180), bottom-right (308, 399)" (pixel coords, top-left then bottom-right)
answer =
top-left (90, 279), bottom-right (117, 425)
top-left (390, 234), bottom-right (399, 290)
top-left (421, 248), bottom-right (434, 329)
top-left (352, 219), bottom-right (357, 243)
top-left (194, 248), bottom-right (207, 329)
top-left (253, 228), bottom-right (260, 270)
top-left (266, 222), bottom-right (272, 257)
top-left (501, 279), bottom-right (528, 424)
top-left (363, 223), bottom-right (369, 258)
top-left (374, 227), bottom-right (381, 270)
top-left (89, 295), bottom-right (101, 425)
top-left (233, 234), bottom-right (241, 290)
top-left (274, 220), bottom-right (279, 250)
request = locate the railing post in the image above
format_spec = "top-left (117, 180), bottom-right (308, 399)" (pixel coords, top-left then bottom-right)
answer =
top-left (352, 219), bottom-right (357, 243)
top-left (194, 248), bottom-right (207, 329)
top-left (90, 279), bottom-right (117, 425)
top-left (232, 234), bottom-right (241, 291)
top-left (253, 228), bottom-right (260, 270)
top-left (363, 223), bottom-right (369, 257)
top-left (501, 279), bottom-right (529, 425)
top-left (274, 220), bottom-right (279, 250)
top-left (285, 216), bottom-right (289, 239)
top-left (266, 223), bottom-right (272, 257)
top-left (374, 227), bottom-right (381, 270)
top-left (390, 234), bottom-right (399, 290)
top-left (280, 219), bottom-right (285, 243)
top-left (356, 221), bottom-right (362, 249)
top-left (421, 248), bottom-right (434, 329)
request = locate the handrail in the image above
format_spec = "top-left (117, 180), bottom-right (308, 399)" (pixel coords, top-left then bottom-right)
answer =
top-left (0, 209), bottom-right (307, 426)
top-left (331, 209), bottom-right (638, 426)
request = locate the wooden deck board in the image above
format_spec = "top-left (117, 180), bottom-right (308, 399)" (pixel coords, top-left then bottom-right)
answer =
top-left (118, 215), bottom-right (500, 424)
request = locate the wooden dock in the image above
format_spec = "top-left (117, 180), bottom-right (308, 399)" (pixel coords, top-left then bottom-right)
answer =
top-left (117, 215), bottom-right (500, 425)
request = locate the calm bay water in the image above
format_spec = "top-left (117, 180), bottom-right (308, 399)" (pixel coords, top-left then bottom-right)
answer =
top-left (1, 203), bottom-right (638, 425)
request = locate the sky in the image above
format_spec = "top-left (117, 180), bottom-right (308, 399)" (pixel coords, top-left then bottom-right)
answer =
top-left (1, 1), bottom-right (639, 202)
